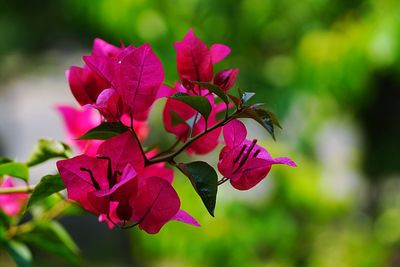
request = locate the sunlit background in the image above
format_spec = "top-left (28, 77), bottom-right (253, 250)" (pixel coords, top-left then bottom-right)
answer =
top-left (1, 0), bottom-right (400, 266)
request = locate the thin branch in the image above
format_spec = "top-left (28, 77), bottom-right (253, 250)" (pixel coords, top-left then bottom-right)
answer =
top-left (148, 114), bottom-right (237, 165)
top-left (129, 113), bottom-right (149, 164)
top-left (217, 177), bottom-right (229, 186)
top-left (0, 185), bottom-right (35, 194)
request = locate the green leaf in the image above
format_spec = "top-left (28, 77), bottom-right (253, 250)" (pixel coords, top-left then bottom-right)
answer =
top-left (26, 139), bottom-right (72, 167)
top-left (171, 94), bottom-right (212, 121)
top-left (4, 240), bottom-right (32, 267)
top-left (177, 161), bottom-right (218, 216)
top-left (193, 81), bottom-right (229, 104)
top-left (236, 107), bottom-right (281, 140)
top-left (20, 222), bottom-right (80, 264)
top-left (0, 157), bottom-right (13, 165)
top-left (47, 221), bottom-right (79, 254)
top-left (0, 210), bottom-right (11, 229)
top-left (77, 121), bottom-right (129, 140)
top-left (170, 110), bottom-right (186, 127)
top-left (0, 162), bottom-right (29, 182)
top-left (26, 174), bottom-right (65, 209)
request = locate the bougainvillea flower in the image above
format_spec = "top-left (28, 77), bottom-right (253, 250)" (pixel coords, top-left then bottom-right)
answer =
top-left (57, 105), bottom-right (149, 156)
top-left (57, 132), bottom-right (199, 234)
top-left (0, 177), bottom-right (28, 216)
top-left (218, 119), bottom-right (296, 190)
top-left (162, 83), bottom-right (223, 154)
top-left (175, 29), bottom-right (231, 88)
top-left (213, 68), bottom-right (239, 92)
top-left (83, 44), bottom-right (164, 117)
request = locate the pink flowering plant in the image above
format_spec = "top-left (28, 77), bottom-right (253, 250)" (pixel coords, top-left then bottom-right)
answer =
top-left (0, 29), bottom-right (295, 265)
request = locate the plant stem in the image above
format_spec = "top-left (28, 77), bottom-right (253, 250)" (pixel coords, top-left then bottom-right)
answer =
top-left (148, 113), bottom-right (237, 165)
top-left (0, 185), bottom-right (35, 194)
top-left (129, 113), bottom-right (149, 164)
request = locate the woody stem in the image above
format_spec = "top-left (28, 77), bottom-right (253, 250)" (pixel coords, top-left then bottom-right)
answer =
top-left (148, 109), bottom-right (241, 165)
top-left (129, 113), bottom-right (149, 164)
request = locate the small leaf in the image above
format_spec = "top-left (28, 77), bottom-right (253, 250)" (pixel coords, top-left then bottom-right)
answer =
top-left (177, 161), bottom-right (218, 216)
top-left (0, 162), bottom-right (29, 182)
top-left (0, 157), bottom-right (13, 164)
top-left (77, 121), bottom-right (129, 140)
top-left (26, 139), bottom-right (72, 167)
top-left (236, 108), bottom-right (281, 140)
top-left (26, 174), bottom-right (65, 209)
top-left (171, 94), bottom-right (212, 121)
top-left (4, 240), bottom-right (32, 267)
top-left (193, 81), bottom-right (229, 104)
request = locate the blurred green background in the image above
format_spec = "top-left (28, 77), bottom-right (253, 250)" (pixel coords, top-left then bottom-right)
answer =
top-left (1, 0), bottom-right (400, 266)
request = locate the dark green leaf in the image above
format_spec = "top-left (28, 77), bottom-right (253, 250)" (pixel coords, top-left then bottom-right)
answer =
top-left (170, 110), bottom-right (186, 127)
top-left (0, 210), bottom-right (11, 229)
top-left (26, 139), bottom-right (72, 167)
top-left (4, 240), bottom-right (32, 267)
top-left (77, 121), bottom-right (129, 140)
top-left (177, 161), bottom-right (218, 216)
top-left (20, 222), bottom-right (80, 264)
top-left (0, 157), bottom-right (13, 165)
top-left (193, 81), bottom-right (229, 104)
top-left (0, 162), bottom-right (29, 182)
top-left (236, 108), bottom-right (281, 140)
top-left (171, 94), bottom-right (212, 121)
top-left (26, 174), bottom-right (65, 209)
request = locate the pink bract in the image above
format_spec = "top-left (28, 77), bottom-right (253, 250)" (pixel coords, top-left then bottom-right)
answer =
top-left (218, 119), bottom-right (296, 190)
top-left (175, 29), bottom-right (231, 88)
top-left (0, 177), bottom-right (28, 216)
top-left (83, 44), bottom-right (164, 118)
top-left (57, 105), bottom-right (149, 156)
top-left (57, 132), bottom-right (199, 234)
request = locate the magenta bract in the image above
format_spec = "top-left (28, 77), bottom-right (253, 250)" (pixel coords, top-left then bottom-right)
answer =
top-left (57, 132), bottom-right (199, 234)
top-left (218, 119), bottom-right (296, 190)
top-left (0, 177), bottom-right (28, 216)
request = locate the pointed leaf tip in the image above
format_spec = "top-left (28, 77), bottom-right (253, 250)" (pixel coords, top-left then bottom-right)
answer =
top-left (177, 161), bottom-right (218, 216)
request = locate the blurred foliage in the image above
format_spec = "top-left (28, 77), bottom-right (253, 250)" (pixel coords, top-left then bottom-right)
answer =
top-left (1, 0), bottom-right (400, 266)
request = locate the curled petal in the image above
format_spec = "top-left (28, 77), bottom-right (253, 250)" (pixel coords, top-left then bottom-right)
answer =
top-left (214, 68), bottom-right (239, 92)
top-left (91, 88), bottom-right (123, 122)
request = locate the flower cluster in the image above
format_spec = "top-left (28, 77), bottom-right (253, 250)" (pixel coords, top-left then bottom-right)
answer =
top-left (57, 29), bottom-right (296, 234)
